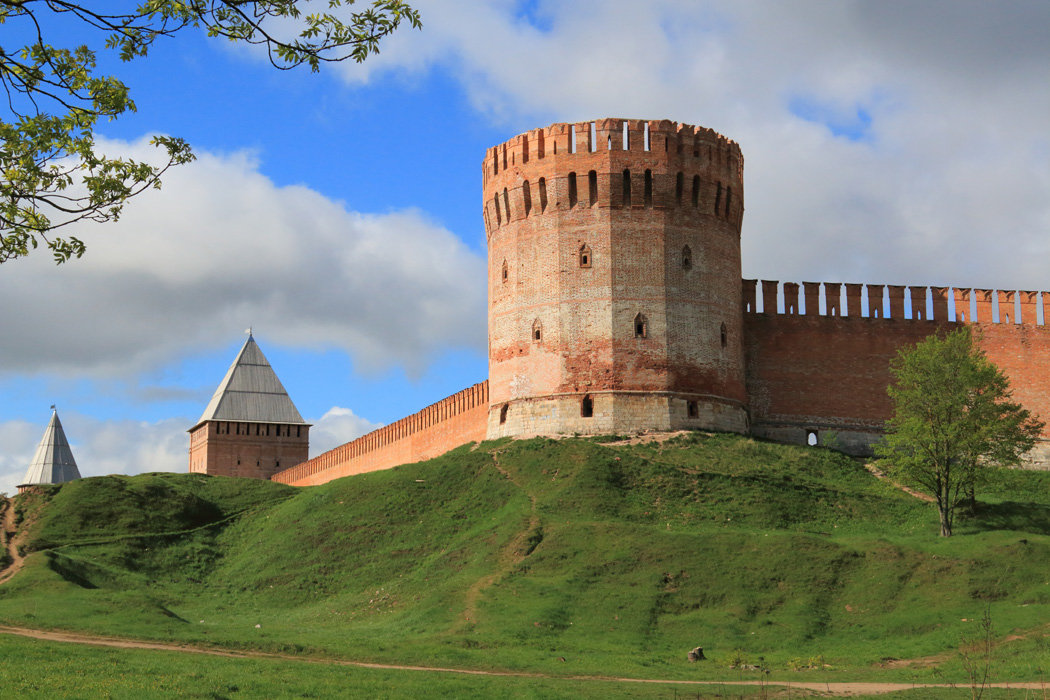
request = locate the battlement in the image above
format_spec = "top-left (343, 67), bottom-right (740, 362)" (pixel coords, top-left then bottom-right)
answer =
top-left (483, 119), bottom-right (741, 181)
top-left (742, 279), bottom-right (1050, 325)
top-left (483, 119), bottom-right (744, 238)
top-left (271, 382), bottom-right (489, 486)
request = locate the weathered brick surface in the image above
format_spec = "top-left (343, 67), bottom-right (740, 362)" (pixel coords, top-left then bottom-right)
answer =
top-left (189, 421), bottom-right (309, 479)
top-left (484, 119), bottom-right (749, 438)
top-left (271, 383), bottom-right (488, 486)
top-left (266, 120), bottom-right (1050, 488)
top-left (744, 282), bottom-right (1050, 465)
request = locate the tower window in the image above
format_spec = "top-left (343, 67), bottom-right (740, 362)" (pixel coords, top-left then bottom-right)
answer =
top-left (634, 313), bottom-right (648, 338)
top-left (687, 400), bottom-right (699, 418)
top-left (503, 187), bottom-right (511, 220)
top-left (493, 194), bottom-right (502, 226)
top-left (692, 175), bottom-right (700, 207)
top-left (499, 404), bottom-right (508, 424)
top-left (682, 245), bottom-right (692, 270)
top-left (714, 182), bottom-right (722, 215)
top-left (539, 177), bottom-right (548, 212)
top-left (644, 169), bottom-right (653, 208)
top-left (581, 395), bottom-right (594, 418)
top-left (523, 180), bottom-right (532, 217)
top-left (502, 260), bottom-right (508, 282)
top-left (532, 319), bottom-right (542, 342)
top-left (720, 322), bottom-right (728, 349)
top-left (579, 244), bottom-right (591, 268)
top-left (622, 169), bottom-right (632, 207)
top-left (588, 170), bottom-right (597, 206)
top-left (675, 172), bottom-right (683, 205)
top-left (568, 172), bottom-right (578, 208)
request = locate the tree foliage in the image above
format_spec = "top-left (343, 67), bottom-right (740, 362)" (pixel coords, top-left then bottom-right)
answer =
top-left (0, 0), bottom-right (421, 264)
top-left (876, 327), bottom-right (1044, 536)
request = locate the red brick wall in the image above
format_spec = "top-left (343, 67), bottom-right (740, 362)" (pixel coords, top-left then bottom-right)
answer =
top-left (744, 280), bottom-right (1050, 461)
top-left (189, 421), bottom-right (309, 479)
top-left (271, 382), bottom-right (489, 486)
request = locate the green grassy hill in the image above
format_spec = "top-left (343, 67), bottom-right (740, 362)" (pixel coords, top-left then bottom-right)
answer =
top-left (2, 433), bottom-right (1050, 684)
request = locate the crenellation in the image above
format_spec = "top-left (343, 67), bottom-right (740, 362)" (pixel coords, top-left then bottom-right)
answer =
top-left (742, 278), bottom-right (758, 313)
top-left (783, 282), bottom-right (800, 314)
top-left (761, 280), bottom-right (779, 314)
top-left (825, 283), bottom-right (842, 316)
top-left (931, 287), bottom-right (950, 321)
top-left (269, 118), bottom-right (1050, 488)
top-left (908, 286), bottom-right (927, 320)
top-left (975, 289), bottom-right (995, 323)
top-left (998, 290), bottom-right (1017, 324)
top-left (802, 282), bottom-right (819, 316)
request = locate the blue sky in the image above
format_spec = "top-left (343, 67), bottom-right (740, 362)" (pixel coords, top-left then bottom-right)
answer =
top-left (2, 0), bottom-right (1049, 493)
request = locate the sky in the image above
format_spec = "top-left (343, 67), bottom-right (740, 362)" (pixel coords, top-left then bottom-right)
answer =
top-left (1, 0), bottom-right (1048, 494)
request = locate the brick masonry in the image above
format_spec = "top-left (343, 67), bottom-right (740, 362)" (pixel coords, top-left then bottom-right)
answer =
top-left (271, 383), bottom-right (488, 485)
top-left (189, 421), bottom-right (309, 480)
top-left (267, 119), bottom-right (1050, 487)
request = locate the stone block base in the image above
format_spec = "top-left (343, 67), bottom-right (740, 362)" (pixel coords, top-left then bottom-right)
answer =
top-left (487, 392), bottom-right (748, 440)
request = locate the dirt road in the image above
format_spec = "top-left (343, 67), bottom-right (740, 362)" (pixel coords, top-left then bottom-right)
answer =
top-left (3, 624), bottom-right (1049, 696)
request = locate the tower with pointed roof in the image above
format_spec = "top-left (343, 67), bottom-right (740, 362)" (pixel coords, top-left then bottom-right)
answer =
top-left (19, 409), bottom-right (82, 493)
top-left (188, 333), bottom-right (310, 479)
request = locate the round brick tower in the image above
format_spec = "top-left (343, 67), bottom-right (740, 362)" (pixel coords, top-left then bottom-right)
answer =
top-left (484, 118), bottom-right (748, 439)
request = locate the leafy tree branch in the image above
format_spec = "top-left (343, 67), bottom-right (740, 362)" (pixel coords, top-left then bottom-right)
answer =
top-left (0, 0), bottom-right (421, 263)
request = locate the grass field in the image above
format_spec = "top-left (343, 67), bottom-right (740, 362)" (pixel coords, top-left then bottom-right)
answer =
top-left (2, 433), bottom-right (1050, 696)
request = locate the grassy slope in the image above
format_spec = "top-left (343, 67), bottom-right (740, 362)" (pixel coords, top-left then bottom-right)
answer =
top-left (1, 434), bottom-right (1049, 684)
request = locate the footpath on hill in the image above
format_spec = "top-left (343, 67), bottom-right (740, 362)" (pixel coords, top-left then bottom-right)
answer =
top-left (0, 624), bottom-right (1046, 696)
top-left (0, 498), bottom-right (27, 585)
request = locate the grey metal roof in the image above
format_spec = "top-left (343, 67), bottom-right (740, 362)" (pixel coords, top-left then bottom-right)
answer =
top-left (21, 410), bottom-right (81, 486)
top-left (194, 334), bottom-right (306, 427)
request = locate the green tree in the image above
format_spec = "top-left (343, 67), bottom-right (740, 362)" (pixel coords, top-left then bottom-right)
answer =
top-left (877, 327), bottom-right (1043, 537)
top-left (0, 0), bottom-right (420, 264)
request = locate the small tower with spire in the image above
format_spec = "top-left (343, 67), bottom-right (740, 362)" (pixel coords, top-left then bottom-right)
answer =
top-left (18, 408), bottom-right (82, 493)
top-left (188, 332), bottom-right (310, 479)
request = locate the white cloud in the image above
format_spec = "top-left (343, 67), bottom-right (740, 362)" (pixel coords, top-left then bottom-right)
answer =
top-left (309, 406), bottom-right (383, 457)
top-left (0, 404), bottom-right (382, 494)
top-left (335, 0), bottom-right (1050, 290)
top-left (0, 413), bottom-right (189, 496)
top-left (0, 138), bottom-right (487, 378)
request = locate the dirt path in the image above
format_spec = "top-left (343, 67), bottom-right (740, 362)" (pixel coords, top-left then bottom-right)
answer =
top-left (460, 450), bottom-right (542, 624)
top-left (2, 624), bottom-right (1049, 696)
top-left (0, 498), bottom-right (27, 585)
top-left (863, 463), bottom-right (936, 502)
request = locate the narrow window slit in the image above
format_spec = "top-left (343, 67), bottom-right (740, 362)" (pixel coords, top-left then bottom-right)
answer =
top-left (634, 313), bottom-right (648, 338)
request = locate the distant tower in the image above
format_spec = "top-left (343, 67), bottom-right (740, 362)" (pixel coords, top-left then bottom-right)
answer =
top-left (18, 408), bottom-right (81, 493)
top-left (188, 333), bottom-right (309, 479)
top-left (484, 119), bottom-right (748, 438)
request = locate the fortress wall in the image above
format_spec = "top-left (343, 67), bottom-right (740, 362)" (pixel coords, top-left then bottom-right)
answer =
top-left (271, 382), bottom-right (489, 486)
top-left (744, 280), bottom-right (1050, 465)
